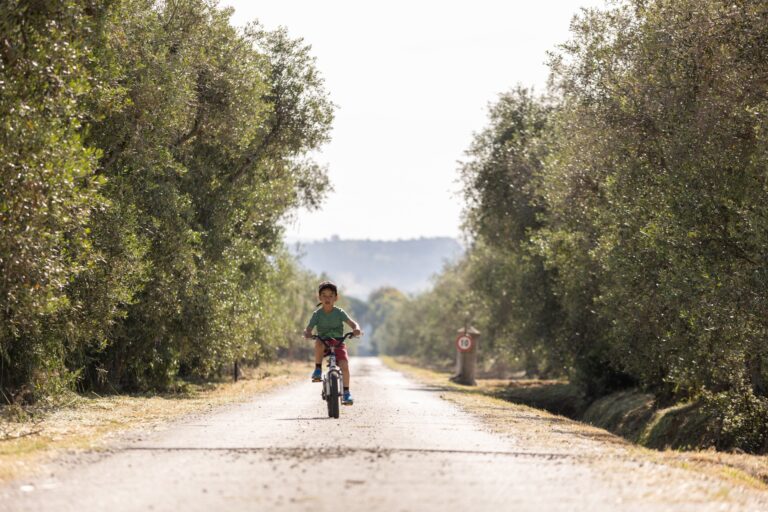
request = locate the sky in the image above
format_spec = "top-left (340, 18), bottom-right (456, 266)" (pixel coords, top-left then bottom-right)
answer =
top-left (220, 0), bottom-right (607, 242)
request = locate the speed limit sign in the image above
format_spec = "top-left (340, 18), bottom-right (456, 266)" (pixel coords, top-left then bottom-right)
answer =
top-left (456, 334), bottom-right (474, 352)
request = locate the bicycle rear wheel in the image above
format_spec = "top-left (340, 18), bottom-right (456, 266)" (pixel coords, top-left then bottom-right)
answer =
top-left (327, 373), bottom-right (340, 419)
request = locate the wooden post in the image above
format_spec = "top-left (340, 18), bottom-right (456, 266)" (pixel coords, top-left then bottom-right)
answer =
top-left (450, 325), bottom-right (480, 386)
top-left (233, 359), bottom-right (240, 382)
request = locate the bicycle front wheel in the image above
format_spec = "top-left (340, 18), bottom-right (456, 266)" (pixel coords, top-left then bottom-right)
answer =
top-left (327, 373), bottom-right (341, 419)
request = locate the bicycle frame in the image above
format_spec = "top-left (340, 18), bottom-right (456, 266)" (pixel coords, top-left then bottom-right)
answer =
top-left (313, 333), bottom-right (354, 419)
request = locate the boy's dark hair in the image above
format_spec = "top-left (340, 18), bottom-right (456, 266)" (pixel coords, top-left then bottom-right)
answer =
top-left (318, 281), bottom-right (338, 295)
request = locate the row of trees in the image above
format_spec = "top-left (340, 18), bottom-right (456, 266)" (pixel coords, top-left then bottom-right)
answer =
top-left (379, 0), bottom-right (768, 451)
top-left (1, 0), bottom-right (332, 399)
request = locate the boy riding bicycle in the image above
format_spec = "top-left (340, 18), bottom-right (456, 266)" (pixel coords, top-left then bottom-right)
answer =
top-left (303, 281), bottom-right (362, 405)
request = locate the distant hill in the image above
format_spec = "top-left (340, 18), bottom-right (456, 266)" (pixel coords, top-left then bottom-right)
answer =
top-left (290, 237), bottom-right (464, 299)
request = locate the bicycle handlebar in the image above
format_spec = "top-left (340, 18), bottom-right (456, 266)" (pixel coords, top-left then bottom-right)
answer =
top-left (311, 332), bottom-right (357, 341)
top-left (310, 332), bottom-right (359, 347)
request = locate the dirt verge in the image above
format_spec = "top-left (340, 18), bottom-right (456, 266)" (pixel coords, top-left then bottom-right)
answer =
top-left (0, 360), bottom-right (307, 483)
top-left (381, 356), bottom-right (768, 490)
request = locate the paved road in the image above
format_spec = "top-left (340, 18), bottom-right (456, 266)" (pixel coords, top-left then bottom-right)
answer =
top-left (3, 357), bottom-right (766, 511)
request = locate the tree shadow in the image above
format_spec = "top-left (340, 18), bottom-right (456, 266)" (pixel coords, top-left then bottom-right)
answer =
top-left (403, 384), bottom-right (487, 395)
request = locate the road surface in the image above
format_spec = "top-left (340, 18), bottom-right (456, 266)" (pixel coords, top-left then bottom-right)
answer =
top-left (3, 357), bottom-right (767, 511)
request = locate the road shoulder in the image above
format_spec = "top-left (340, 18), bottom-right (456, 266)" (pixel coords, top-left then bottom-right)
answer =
top-left (380, 356), bottom-right (768, 493)
top-left (0, 361), bottom-right (307, 484)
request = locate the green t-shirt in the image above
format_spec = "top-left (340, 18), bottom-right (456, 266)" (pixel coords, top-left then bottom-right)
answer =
top-left (307, 306), bottom-right (350, 338)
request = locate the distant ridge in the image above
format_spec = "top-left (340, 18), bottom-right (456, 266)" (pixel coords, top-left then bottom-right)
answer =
top-left (290, 237), bottom-right (463, 299)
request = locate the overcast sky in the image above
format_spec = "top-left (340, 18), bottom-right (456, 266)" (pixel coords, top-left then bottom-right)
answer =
top-left (221, 0), bottom-right (607, 241)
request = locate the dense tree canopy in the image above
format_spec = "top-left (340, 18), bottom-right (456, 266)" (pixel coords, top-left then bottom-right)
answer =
top-left (1, 0), bottom-right (333, 398)
top-left (378, 0), bottom-right (768, 452)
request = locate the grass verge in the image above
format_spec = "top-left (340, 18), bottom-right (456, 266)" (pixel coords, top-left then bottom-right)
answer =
top-left (0, 360), bottom-right (307, 484)
top-left (381, 355), bottom-right (768, 491)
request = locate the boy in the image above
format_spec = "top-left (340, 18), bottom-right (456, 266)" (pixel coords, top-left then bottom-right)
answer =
top-left (303, 281), bottom-right (362, 405)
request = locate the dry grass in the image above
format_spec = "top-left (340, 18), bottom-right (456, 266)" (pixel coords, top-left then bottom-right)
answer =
top-left (381, 355), bottom-right (768, 491)
top-left (0, 360), bottom-right (307, 483)
top-left (649, 449), bottom-right (768, 489)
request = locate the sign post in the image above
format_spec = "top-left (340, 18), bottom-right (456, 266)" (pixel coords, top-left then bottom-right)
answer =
top-left (450, 325), bottom-right (480, 386)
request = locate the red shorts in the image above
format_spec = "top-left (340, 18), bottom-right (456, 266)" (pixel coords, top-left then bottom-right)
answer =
top-left (323, 342), bottom-right (348, 362)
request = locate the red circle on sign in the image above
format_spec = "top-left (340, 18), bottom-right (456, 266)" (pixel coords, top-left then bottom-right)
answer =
top-left (456, 334), bottom-right (473, 352)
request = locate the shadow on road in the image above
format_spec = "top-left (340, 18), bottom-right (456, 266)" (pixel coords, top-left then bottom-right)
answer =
top-left (275, 417), bottom-right (332, 421)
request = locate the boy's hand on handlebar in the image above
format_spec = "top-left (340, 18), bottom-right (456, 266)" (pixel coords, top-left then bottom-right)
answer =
top-left (353, 328), bottom-right (362, 337)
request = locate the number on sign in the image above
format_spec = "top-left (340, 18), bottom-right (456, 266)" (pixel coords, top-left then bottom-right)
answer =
top-left (456, 334), bottom-right (473, 352)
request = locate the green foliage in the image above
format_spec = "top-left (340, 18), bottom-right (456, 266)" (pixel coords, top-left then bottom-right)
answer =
top-left (376, 261), bottom-right (486, 368)
top-left (88, 0), bottom-right (333, 389)
top-left (459, 88), bottom-right (563, 377)
top-left (363, 287), bottom-right (408, 355)
top-left (377, 90), bottom-right (563, 377)
top-left (0, 0), bottom-right (111, 398)
top-left (378, 0), bottom-right (768, 451)
top-left (1, 0), bottom-right (333, 397)
top-left (269, 250), bottom-right (324, 361)
top-left (547, 0), bottom-right (768, 402)
top-left (701, 390), bottom-right (768, 452)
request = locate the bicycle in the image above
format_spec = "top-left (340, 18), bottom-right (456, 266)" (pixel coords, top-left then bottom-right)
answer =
top-left (312, 332), bottom-right (357, 419)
